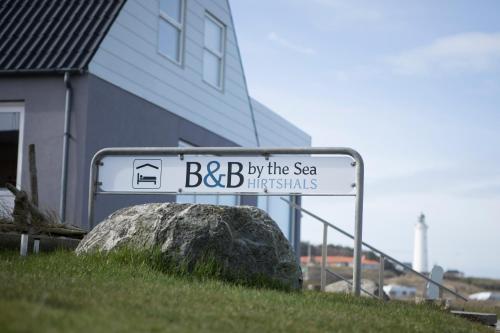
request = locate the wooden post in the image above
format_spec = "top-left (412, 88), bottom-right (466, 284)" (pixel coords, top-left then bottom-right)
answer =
top-left (378, 255), bottom-right (385, 299)
top-left (10, 184), bottom-right (30, 226)
top-left (7, 183), bottom-right (44, 224)
top-left (28, 144), bottom-right (38, 207)
top-left (6, 183), bottom-right (87, 238)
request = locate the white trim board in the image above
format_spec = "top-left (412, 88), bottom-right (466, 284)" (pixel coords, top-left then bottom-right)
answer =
top-left (0, 102), bottom-right (25, 190)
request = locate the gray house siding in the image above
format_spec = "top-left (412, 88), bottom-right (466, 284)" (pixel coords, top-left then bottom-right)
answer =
top-left (81, 74), bottom-right (257, 228)
top-left (89, 0), bottom-right (258, 147)
top-left (0, 75), bottom-right (89, 224)
top-left (0, 0), bottom-right (310, 254)
top-left (0, 74), bottom-right (257, 228)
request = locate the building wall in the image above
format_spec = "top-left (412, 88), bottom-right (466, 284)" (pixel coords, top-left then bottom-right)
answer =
top-left (251, 98), bottom-right (311, 147)
top-left (89, 0), bottom-right (258, 147)
top-left (0, 74), bottom-right (305, 259)
top-left (80, 74), bottom-right (258, 228)
top-left (0, 74), bottom-right (258, 228)
top-left (85, 0), bottom-right (310, 245)
top-left (0, 75), bottom-right (89, 223)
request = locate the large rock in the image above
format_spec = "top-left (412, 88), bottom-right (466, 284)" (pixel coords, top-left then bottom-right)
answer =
top-left (325, 278), bottom-right (388, 299)
top-left (76, 203), bottom-right (302, 290)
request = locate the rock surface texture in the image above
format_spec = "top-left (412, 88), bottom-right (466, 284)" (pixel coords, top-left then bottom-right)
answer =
top-left (76, 203), bottom-right (302, 290)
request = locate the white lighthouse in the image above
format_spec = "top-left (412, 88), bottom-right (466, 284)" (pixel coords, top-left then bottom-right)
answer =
top-left (412, 213), bottom-right (428, 273)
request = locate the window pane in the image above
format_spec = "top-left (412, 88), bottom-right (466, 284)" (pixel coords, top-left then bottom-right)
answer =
top-left (218, 195), bottom-right (237, 206)
top-left (203, 50), bottom-right (221, 87)
top-left (267, 196), bottom-right (291, 239)
top-left (177, 194), bottom-right (196, 204)
top-left (160, 0), bottom-right (182, 23)
top-left (0, 112), bottom-right (19, 130)
top-left (159, 19), bottom-right (180, 61)
top-left (204, 17), bottom-right (222, 52)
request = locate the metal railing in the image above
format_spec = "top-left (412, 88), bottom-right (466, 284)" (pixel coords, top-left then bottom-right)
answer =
top-left (326, 268), bottom-right (379, 299)
top-left (281, 197), bottom-right (468, 301)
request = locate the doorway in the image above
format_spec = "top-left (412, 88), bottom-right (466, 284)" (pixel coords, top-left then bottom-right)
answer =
top-left (0, 102), bottom-right (24, 215)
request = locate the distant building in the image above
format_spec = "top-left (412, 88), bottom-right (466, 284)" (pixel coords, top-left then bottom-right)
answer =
top-left (468, 292), bottom-right (500, 301)
top-left (300, 255), bottom-right (379, 270)
top-left (383, 284), bottom-right (417, 300)
top-left (444, 270), bottom-right (465, 279)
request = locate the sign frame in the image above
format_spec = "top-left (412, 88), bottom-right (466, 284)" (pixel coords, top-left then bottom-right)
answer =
top-left (87, 147), bottom-right (364, 296)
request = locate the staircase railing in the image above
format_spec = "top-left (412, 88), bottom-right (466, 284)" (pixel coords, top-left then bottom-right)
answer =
top-left (281, 197), bottom-right (468, 301)
top-left (326, 268), bottom-right (379, 299)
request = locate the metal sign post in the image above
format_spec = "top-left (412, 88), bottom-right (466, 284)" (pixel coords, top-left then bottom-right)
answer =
top-left (87, 147), bottom-right (364, 296)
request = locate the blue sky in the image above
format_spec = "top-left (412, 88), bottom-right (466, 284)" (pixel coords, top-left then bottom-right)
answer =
top-left (231, 0), bottom-right (500, 278)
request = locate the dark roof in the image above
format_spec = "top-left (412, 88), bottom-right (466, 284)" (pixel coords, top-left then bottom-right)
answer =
top-left (0, 0), bottom-right (125, 73)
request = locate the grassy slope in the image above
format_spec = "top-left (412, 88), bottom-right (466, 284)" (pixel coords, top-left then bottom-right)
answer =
top-left (385, 274), bottom-right (500, 317)
top-left (0, 251), bottom-right (491, 333)
top-left (463, 301), bottom-right (500, 318)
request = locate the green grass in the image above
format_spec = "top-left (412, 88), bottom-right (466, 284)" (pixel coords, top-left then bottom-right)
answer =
top-left (0, 250), bottom-right (491, 333)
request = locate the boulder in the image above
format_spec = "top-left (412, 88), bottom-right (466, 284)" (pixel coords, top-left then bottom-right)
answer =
top-left (76, 203), bottom-right (302, 290)
top-left (325, 278), bottom-right (388, 299)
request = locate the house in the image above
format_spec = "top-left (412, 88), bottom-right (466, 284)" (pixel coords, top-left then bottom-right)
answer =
top-left (0, 0), bottom-right (310, 251)
top-left (300, 255), bottom-right (380, 270)
top-left (444, 269), bottom-right (465, 279)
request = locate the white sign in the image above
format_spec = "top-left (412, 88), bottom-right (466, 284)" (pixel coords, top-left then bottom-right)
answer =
top-left (98, 155), bottom-right (356, 195)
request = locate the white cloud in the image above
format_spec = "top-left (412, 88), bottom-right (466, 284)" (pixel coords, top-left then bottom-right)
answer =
top-left (387, 32), bottom-right (500, 75)
top-left (267, 32), bottom-right (317, 55)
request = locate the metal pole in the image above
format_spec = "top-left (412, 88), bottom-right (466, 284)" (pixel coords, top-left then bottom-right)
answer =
top-left (59, 72), bottom-right (72, 223)
top-left (307, 241), bottom-right (312, 263)
top-left (378, 254), bottom-right (385, 299)
top-left (352, 153), bottom-right (364, 297)
top-left (321, 223), bottom-right (328, 291)
top-left (290, 195), bottom-right (296, 253)
top-left (87, 157), bottom-right (99, 230)
top-left (20, 233), bottom-right (28, 256)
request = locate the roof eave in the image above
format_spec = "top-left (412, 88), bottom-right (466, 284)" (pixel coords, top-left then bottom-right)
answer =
top-left (0, 68), bottom-right (86, 76)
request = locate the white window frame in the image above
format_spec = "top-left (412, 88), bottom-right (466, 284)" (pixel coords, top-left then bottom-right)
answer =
top-left (158, 0), bottom-right (185, 65)
top-left (202, 12), bottom-right (226, 90)
top-left (0, 102), bottom-right (24, 190)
